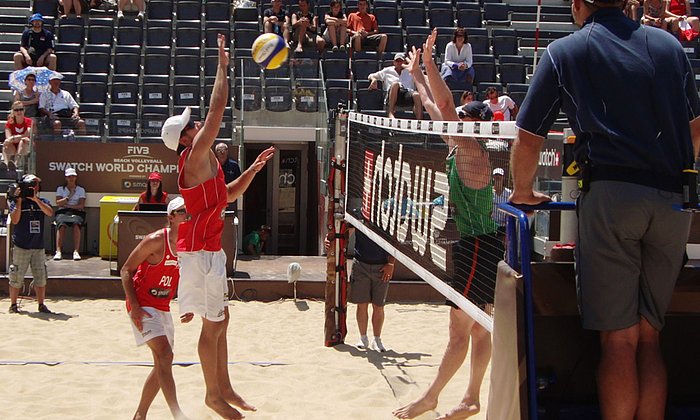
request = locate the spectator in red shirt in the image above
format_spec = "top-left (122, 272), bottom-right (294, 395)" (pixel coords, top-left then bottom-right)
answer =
top-left (134, 171), bottom-right (170, 211)
top-left (347, 0), bottom-right (387, 53)
top-left (4, 101), bottom-right (32, 170)
top-left (667, 0), bottom-right (700, 34)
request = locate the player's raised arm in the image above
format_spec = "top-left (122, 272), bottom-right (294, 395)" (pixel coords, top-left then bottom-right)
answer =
top-left (191, 33), bottom-right (229, 158)
top-left (422, 29), bottom-right (459, 121)
top-left (406, 46), bottom-right (441, 120)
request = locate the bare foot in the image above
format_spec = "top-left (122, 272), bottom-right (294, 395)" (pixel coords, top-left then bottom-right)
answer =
top-left (205, 395), bottom-right (244, 420)
top-left (392, 396), bottom-right (438, 419)
top-left (224, 390), bottom-right (257, 412)
top-left (436, 401), bottom-right (480, 420)
top-left (295, 46), bottom-right (303, 53)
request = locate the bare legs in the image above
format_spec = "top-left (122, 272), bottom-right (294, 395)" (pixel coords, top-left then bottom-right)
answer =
top-left (55, 224), bottom-right (82, 255)
top-left (597, 317), bottom-right (666, 420)
top-left (133, 336), bottom-right (188, 420)
top-left (355, 302), bottom-right (385, 337)
top-left (393, 308), bottom-right (490, 419)
top-left (199, 308), bottom-right (255, 419)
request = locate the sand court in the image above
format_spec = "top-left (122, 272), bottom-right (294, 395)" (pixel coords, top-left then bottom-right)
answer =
top-left (0, 298), bottom-right (489, 420)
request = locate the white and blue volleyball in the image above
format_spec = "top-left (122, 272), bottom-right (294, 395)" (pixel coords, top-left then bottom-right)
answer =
top-left (251, 33), bottom-right (288, 70)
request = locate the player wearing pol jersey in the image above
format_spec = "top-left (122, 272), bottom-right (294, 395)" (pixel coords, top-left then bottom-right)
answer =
top-left (121, 197), bottom-right (192, 420)
top-left (160, 34), bottom-right (274, 420)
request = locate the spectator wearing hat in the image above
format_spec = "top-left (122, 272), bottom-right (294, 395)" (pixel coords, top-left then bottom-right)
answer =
top-left (54, 167), bottom-right (86, 261)
top-left (491, 168), bottom-right (511, 232)
top-left (7, 174), bottom-right (54, 314)
top-left (243, 225), bottom-right (272, 256)
top-left (13, 13), bottom-right (56, 71)
top-left (347, 0), bottom-right (387, 53)
top-left (368, 53), bottom-right (423, 119)
top-left (134, 171), bottom-right (169, 211)
top-left (3, 101), bottom-right (32, 171)
top-left (13, 71), bottom-right (39, 118)
top-left (39, 73), bottom-right (86, 136)
top-left (441, 27), bottom-right (475, 91)
top-left (483, 86), bottom-right (518, 121)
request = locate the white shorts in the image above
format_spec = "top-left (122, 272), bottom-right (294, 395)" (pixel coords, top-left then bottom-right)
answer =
top-left (130, 306), bottom-right (175, 348)
top-left (178, 250), bottom-right (228, 322)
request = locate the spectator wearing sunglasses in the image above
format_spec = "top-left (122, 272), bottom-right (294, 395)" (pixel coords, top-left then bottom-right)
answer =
top-left (3, 101), bottom-right (32, 170)
top-left (13, 72), bottom-right (39, 118)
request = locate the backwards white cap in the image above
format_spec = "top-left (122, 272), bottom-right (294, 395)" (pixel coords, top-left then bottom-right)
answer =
top-left (161, 107), bottom-right (191, 151)
top-left (167, 196), bottom-right (186, 215)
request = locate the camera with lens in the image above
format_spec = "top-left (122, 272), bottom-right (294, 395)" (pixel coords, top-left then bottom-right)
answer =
top-left (6, 179), bottom-right (35, 202)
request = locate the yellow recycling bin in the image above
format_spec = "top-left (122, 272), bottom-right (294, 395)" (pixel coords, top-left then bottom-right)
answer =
top-left (99, 195), bottom-right (139, 258)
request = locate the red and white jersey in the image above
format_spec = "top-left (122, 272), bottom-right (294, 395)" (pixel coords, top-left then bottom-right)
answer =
top-left (126, 228), bottom-right (179, 312)
top-left (177, 147), bottom-right (228, 252)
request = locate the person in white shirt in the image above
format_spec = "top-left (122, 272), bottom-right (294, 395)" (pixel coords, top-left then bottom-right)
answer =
top-left (483, 86), bottom-right (518, 121)
top-left (368, 53), bottom-right (423, 119)
top-left (441, 27), bottom-right (474, 90)
top-left (491, 167), bottom-right (511, 231)
top-left (54, 167), bottom-right (86, 261)
top-left (39, 73), bottom-right (85, 136)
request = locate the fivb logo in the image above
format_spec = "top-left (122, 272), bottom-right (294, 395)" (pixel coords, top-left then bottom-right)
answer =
top-left (127, 146), bottom-right (150, 156)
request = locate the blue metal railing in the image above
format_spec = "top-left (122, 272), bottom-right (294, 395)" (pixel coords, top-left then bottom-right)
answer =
top-left (498, 201), bottom-right (577, 420)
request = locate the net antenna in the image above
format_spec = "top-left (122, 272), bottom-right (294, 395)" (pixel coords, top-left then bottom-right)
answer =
top-left (345, 112), bottom-right (518, 333)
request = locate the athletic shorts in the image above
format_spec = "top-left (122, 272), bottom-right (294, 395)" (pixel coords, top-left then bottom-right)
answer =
top-left (576, 181), bottom-right (690, 331)
top-left (130, 306), bottom-right (175, 348)
top-left (385, 86), bottom-right (415, 107)
top-left (447, 233), bottom-right (503, 309)
top-left (349, 260), bottom-right (390, 306)
top-left (356, 33), bottom-right (383, 49)
top-left (9, 247), bottom-right (47, 288)
top-left (178, 250), bottom-right (228, 322)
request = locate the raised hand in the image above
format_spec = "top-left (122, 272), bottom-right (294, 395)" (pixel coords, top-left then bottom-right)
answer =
top-left (422, 28), bottom-right (437, 65)
top-left (405, 45), bottom-right (421, 76)
top-left (217, 33), bottom-right (229, 66)
top-left (251, 146), bottom-right (276, 174)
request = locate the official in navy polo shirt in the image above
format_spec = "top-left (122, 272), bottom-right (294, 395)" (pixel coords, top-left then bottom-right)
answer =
top-left (509, 0), bottom-right (700, 417)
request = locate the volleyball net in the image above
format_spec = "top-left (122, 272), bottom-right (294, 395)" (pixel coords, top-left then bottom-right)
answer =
top-left (344, 112), bottom-right (518, 332)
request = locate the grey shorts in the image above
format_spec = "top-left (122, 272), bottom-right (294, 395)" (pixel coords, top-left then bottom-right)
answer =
top-left (576, 181), bottom-right (690, 331)
top-left (349, 260), bottom-right (390, 306)
top-left (354, 33), bottom-right (383, 49)
top-left (9, 247), bottom-right (48, 288)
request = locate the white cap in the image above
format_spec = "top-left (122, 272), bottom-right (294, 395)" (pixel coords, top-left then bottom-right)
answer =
top-left (22, 174), bottom-right (39, 183)
top-left (49, 73), bottom-right (63, 81)
top-left (492, 168), bottom-right (505, 176)
top-left (161, 107), bottom-right (191, 151)
top-left (167, 196), bottom-right (186, 215)
top-left (65, 167), bottom-right (77, 176)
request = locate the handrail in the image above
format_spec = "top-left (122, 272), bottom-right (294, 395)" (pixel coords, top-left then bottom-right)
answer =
top-left (498, 201), bottom-right (576, 420)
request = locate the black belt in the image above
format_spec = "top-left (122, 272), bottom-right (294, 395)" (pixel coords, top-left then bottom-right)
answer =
top-left (590, 165), bottom-right (683, 194)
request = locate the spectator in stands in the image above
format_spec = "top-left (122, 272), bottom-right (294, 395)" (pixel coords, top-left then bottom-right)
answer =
top-left (347, 0), bottom-right (387, 54)
top-left (292, 0), bottom-right (325, 53)
top-left (7, 174), bottom-right (54, 314)
top-left (666, 0), bottom-right (700, 34)
top-left (483, 86), bottom-right (518, 121)
top-left (13, 71), bottom-right (39, 118)
top-left (263, 0), bottom-right (291, 45)
top-left (368, 53), bottom-right (423, 119)
top-left (133, 171), bottom-right (169, 211)
top-left (441, 28), bottom-right (475, 90)
top-left (3, 101), bottom-right (32, 171)
top-left (459, 90), bottom-right (474, 106)
top-left (624, 0), bottom-right (640, 21)
top-left (118, 0), bottom-right (145, 20)
top-left (243, 225), bottom-right (272, 256)
top-left (13, 13), bottom-right (56, 71)
top-left (491, 168), bottom-right (511, 234)
top-left (324, 0), bottom-right (348, 52)
top-left (641, 0), bottom-right (672, 30)
top-left (215, 142), bottom-right (242, 211)
top-left (394, 32), bottom-right (500, 420)
top-left (54, 166), bottom-right (86, 261)
top-left (59, 0), bottom-right (83, 18)
top-left (39, 73), bottom-right (86, 136)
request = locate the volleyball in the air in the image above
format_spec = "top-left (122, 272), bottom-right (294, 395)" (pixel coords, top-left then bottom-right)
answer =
top-left (251, 33), bottom-right (288, 70)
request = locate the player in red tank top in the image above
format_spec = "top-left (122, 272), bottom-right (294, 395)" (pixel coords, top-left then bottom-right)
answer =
top-left (121, 197), bottom-right (191, 420)
top-left (160, 34), bottom-right (274, 420)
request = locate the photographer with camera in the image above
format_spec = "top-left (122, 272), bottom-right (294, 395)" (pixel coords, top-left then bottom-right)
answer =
top-left (7, 174), bottom-right (54, 314)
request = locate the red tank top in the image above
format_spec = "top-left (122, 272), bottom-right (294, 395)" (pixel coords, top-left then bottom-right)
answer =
top-left (139, 190), bottom-right (168, 204)
top-left (126, 228), bottom-right (179, 312)
top-left (669, 0), bottom-right (687, 16)
top-left (177, 147), bottom-right (228, 252)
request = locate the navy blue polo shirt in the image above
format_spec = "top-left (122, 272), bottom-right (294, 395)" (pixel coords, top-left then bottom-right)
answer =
top-left (9, 198), bottom-right (50, 250)
top-left (354, 230), bottom-right (388, 265)
top-left (21, 28), bottom-right (55, 57)
top-left (517, 8), bottom-right (700, 193)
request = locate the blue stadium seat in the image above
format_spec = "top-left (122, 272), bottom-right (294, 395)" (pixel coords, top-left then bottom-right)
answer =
top-left (429, 2), bottom-right (454, 29)
top-left (498, 54), bottom-right (526, 85)
top-left (265, 78), bottom-right (293, 112)
top-left (406, 26), bottom-right (432, 51)
top-left (466, 27), bottom-right (489, 54)
top-left (491, 28), bottom-right (518, 57)
top-left (326, 78), bottom-right (352, 110)
top-left (83, 51), bottom-right (110, 74)
top-left (87, 25), bottom-right (113, 45)
top-left (110, 82), bottom-right (138, 104)
top-left (173, 84), bottom-right (201, 106)
top-left (355, 79), bottom-right (384, 112)
top-left (116, 26), bottom-right (142, 46)
top-left (57, 24), bottom-right (84, 45)
top-left (176, 25), bottom-right (202, 48)
top-left (113, 50), bottom-right (141, 75)
top-left (295, 78), bottom-right (321, 112)
top-left (79, 81), bottom-right (107, 105)
top-left (56, 51), bottom-right (81, 74)
top-left (142, 83), bottom-right (170, 105)
top-left (233, 7), bottom-right (260, 23)
top-left (483, 3), bottom-right (510, 26)
top-left (374, 7), bottom-right (399, 26)
top-left (146, 25), bottom-right (172, 47)
top-left (506, 82), bottom-right (529, 106)
top-left (177, 1), bottom-right (202, 21)
top-left (234, 77), bottom-right (262, 111)
top-left (144, 54), bottom-right (171, 76)
top-left (148, 0), bottom-right (173, 20)
top-left (352, 54), bottom-right (379, 81)
top-left (472, 54), bottom-right (496, 84)
top-left (382, 25), bottom-right (404, 54)
top-left (292, 50), bottom-right (320, 79)
top-left (401, 4), bottom-right (427, 28)
top-left (457, 3), bottom-right (481, 28)
top-left (206, 1), bottom-right (231, 21)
